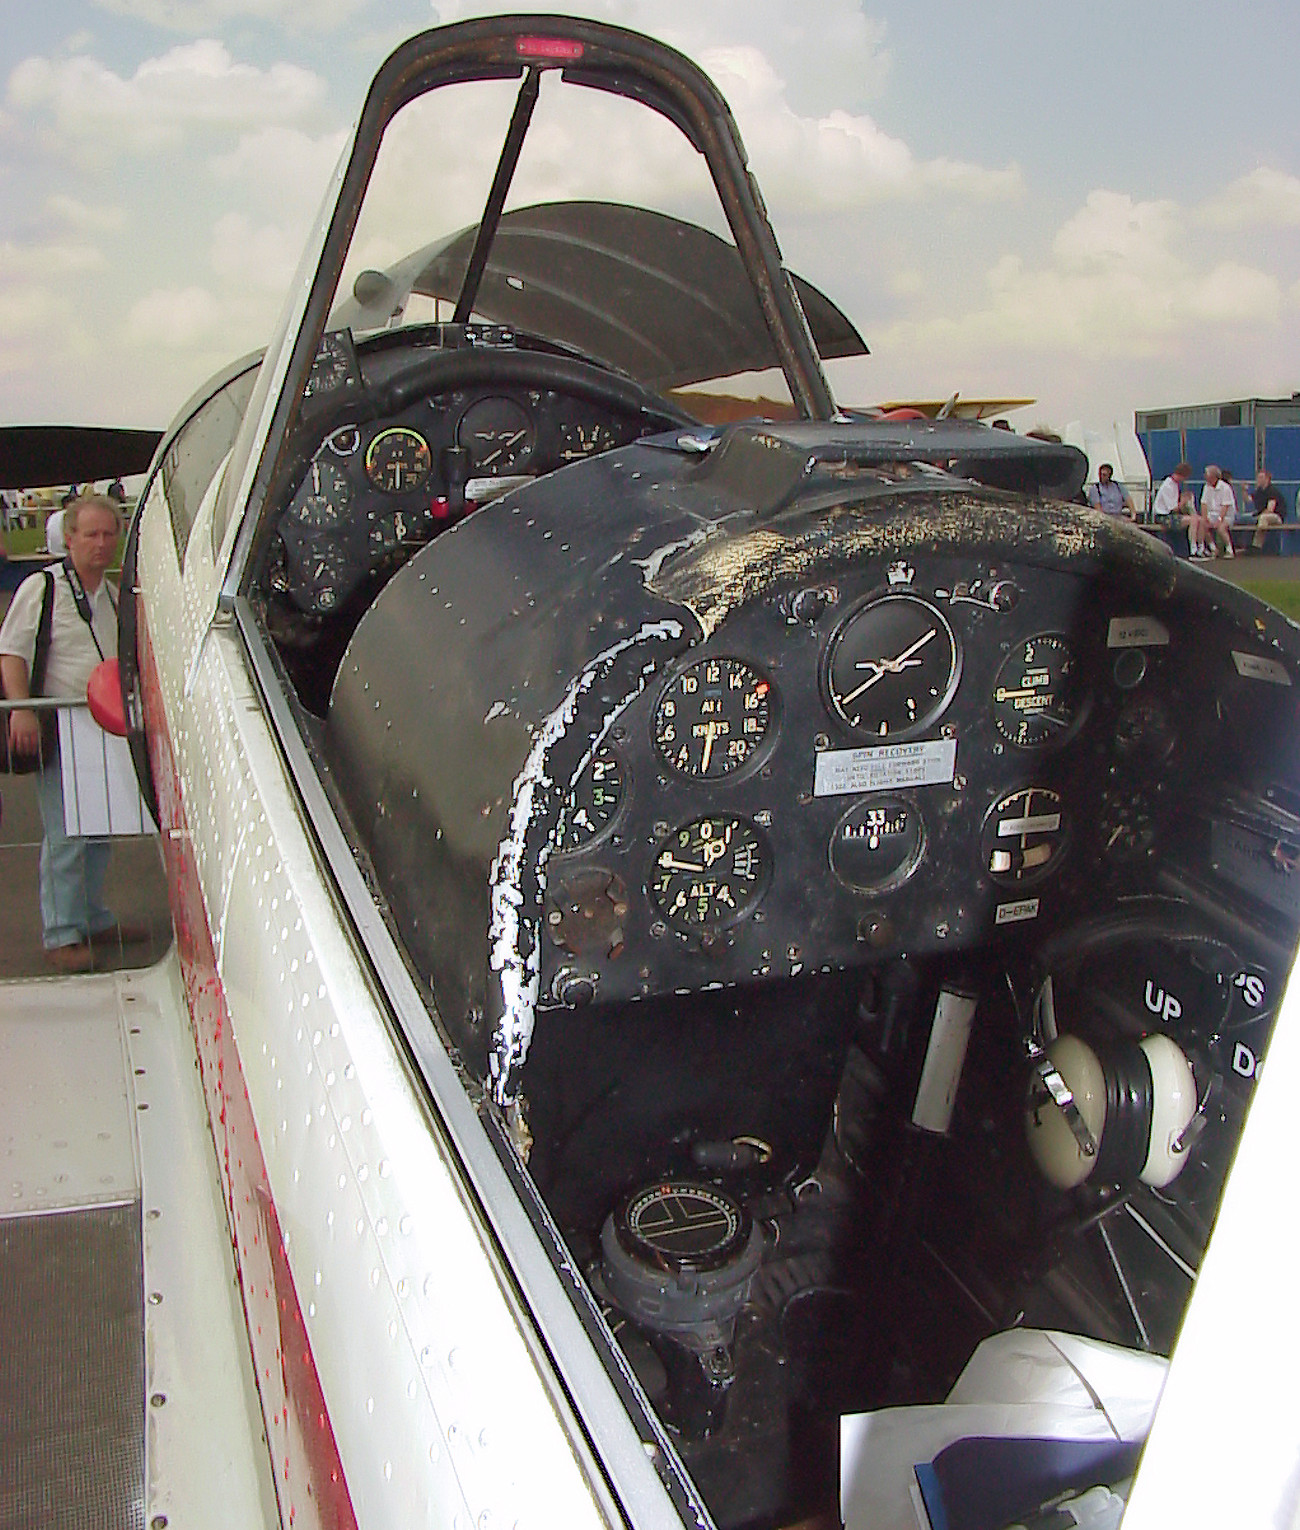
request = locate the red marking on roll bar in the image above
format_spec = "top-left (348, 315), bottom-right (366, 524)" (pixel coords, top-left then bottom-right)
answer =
top-left (516, 36), bottom-right (584, 61)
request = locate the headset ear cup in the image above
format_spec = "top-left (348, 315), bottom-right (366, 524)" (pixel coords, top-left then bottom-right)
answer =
top-left (1025, 1036), bottom-right (1107, 1190)
top-left (1093, 1039), bottom-right (1154, 1185)
top-left (1138, 1033), bottom-right (1198, 1187)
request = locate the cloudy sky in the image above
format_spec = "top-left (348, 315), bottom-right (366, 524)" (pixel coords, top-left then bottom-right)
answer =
top-left (3, 0), bottom-right (1298, 474)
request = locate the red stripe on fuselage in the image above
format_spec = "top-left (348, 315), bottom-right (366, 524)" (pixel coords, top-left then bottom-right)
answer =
top-left (138, 595), bottom-right (358, 1530)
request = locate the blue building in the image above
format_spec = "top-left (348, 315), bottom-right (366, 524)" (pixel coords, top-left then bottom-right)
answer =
top-left (1137, 394), bottom-right (1300, 516)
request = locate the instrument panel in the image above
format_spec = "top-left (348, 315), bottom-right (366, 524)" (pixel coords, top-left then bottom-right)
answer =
top-left (275, 386), bottom-right (656, 615)
top-left (539, 556), bottom-right (1300, 1008)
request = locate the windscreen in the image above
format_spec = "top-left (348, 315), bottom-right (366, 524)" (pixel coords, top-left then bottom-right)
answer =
top-left (327, 69), bottom-right (796, 412)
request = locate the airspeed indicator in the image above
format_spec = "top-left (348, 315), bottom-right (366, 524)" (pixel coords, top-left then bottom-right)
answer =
top-left (653, 658), bottom-right (774, 779)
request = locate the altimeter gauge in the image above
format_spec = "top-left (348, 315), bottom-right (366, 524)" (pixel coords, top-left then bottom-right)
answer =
top-left (648, 816), bottom-right (770, 933)
top-left (824, 595), bottom-right (959, 739)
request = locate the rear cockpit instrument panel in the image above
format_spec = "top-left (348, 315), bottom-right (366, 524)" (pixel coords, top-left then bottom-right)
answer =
top-left (274, 381), bottom-right (657, 616)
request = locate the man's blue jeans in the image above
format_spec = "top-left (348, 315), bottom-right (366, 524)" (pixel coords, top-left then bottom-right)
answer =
top-left (36, 754), bottom-right (112, 949)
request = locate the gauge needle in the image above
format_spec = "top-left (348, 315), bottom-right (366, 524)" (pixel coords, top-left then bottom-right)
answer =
top-left (659, 855), bottom-right (705, 873)
top-left (839, 628), bottom-right (936, 708)
top-left (700, 720), bottom-right (718, 774)
top-left (882, 626), bottom-right (936, 673)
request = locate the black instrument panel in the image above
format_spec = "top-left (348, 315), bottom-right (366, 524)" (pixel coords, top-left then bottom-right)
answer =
top-left (276, 384), bottom-right (657, 615)
top-left (539, 554), bottom-right (1300, 1008)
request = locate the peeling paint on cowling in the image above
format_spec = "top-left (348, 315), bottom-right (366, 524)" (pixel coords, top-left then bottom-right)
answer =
top-left (486, 618), bottom-right (686, 1105)
top-left (647, 488), bottom-right (1178, 637)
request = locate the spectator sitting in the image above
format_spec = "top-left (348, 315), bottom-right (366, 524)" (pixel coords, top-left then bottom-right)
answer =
top-left (1151, 461), bottom-right (1196, 554)
top-left (1086, 463), bottom-right (1135, 519)
top-left (1251, 469), bottom-right (1286, 553)
top-left (1200, 465), bottom-right (1237, 559)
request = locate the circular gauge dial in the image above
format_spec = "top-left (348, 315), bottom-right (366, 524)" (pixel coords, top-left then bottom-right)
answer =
top-left (326, 424), bottom-right (361, 457)
top-left (367, 511), bottom-right (405, 557)
top-left (981, 786), bottom-right (1067, 884)
top-left (653, 658), bottom-right (774, 779)
top-left (824, 595), bottom-right (959, 739)
top-left (558, 420), bottom-right (620, 462)
top-left (457, 397), bottom-right (534, 473)
top-left (830, 796), bottom-right (925, 893)
top-left (365, 427), bottom-right (432, 493)
top-left (292, 458), bottom-right (352, 531)
top-left (992, 634), bottom-right (1080, 747)
top-left (616, 1181), bottom-right (749, 1272)
top-left (557, 747), bottom-right (626, 852)
top-left (649, 816), bottom-right (769, 933)
top-left (297, 539), bottom-right (351, 613)
top-left (305, 332), bottom-right (354, 398)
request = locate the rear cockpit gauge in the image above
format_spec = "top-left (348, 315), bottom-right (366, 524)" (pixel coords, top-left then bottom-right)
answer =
top-left (653, 658), bottom-right (774, 779)
top-left (457, 396), bottom-right (535, 474)
top-left (556, 746), bottom-right (626, 853)
top-left (1115, 698), bottom-right (1175, 763)
top-left (298, 539), bottom-right (351, 613)
top-left (304, 329), bottom-right (358, 398)
top-left (290, 458), bottom-right (352, 531)
top-left (367, 511), bottom-right (406, 557)
top-left (829, 797), bottom-right (925, 893)
top-left (326, 424), bottom-right (361, 457)
top-left (991, 634), bottom-right (1081, 748)
top-left (1099, 787), bottom-right (1157, 862)
top-left (558, 420), bottom-right (620, 462)
top-left (648, 816), bottom-right (770, 933)
top-left (823, 594), bottom-right (959, 740)
top-left (981, 786), bottom-right (1067, 884)
top-left (365, 427), bottom-right (432, 493)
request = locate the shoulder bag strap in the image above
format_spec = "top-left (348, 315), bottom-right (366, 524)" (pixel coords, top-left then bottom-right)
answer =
top-left (29, 571), bottom-right (55, 696)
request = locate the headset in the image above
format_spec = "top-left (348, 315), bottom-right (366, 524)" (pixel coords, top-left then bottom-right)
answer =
top-left (1024, 978), bottom-right (1198, 1192)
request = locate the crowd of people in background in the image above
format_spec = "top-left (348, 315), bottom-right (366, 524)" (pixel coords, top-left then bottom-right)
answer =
top-left (1094, 459), bottom-right (1294, 559)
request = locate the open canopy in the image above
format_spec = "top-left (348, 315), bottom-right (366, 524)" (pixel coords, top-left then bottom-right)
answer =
top-left (331, 201), bottom-right (868, 392)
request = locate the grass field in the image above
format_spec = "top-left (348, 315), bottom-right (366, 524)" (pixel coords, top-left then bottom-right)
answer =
top-left (1233, 580), bottom-right (1300, 622)
top-left (3, 526), bottom-right (48, 556)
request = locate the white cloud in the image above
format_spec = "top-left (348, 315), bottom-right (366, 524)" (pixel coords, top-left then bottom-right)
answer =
top-left (701, 46), bottom-right (1020, 211)
top-left (211, 124), bottom-right (347, 214)
top-left (7, 41), bottom-right (327, 156)
top-left (127, 284), bottom-right (222, 344)
top-left (210, 212), bottom-right (300, 291)
top-left (43, 194), bottom-right (126, 236)
top-left (1198, 166), bottom-right (1300, 229)
top-left (92, 0), bottom-right (366, 31)
top-left (0, 283), bottom-right (62, 343)
top-left (0, 239), bottom-right (106, 280)
top-left (862, 181), bottom-right (1284, 413)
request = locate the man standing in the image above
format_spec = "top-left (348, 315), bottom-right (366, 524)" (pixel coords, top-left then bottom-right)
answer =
top-left (1250, 469), bottom-right (1287, 552)
top-left (0, 494), bottom-right (140, 969)
top-left (1086, 463), bottom-right (1136, 519)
